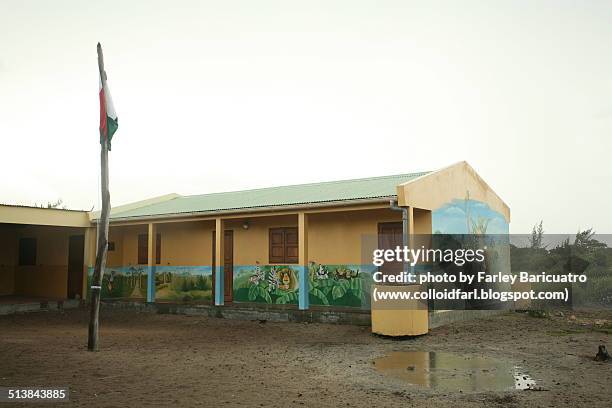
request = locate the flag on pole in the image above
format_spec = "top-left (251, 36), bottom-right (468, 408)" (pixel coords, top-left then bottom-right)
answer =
top-left (98, 71), bottom-right (118, 149)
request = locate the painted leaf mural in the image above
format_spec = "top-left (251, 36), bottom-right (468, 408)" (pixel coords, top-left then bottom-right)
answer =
top-left (306, 262), bottom-right (373, 308)
top-left (233, 264), bottom-right (300, 304)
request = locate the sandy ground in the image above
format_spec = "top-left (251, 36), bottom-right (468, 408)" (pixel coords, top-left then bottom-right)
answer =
top-left (0, 308), bottom-right (610, 407)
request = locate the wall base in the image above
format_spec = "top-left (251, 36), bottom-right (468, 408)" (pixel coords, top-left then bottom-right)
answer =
top-left (101, 301), bottom-right (372, 325)
top-left (429, 309), bottom-right (508, 329)
top-left (0, 299), bottom-right (80, 316)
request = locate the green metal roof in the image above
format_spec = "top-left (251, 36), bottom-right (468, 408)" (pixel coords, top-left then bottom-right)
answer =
top-left (109, 171), bottom-right (429, 220)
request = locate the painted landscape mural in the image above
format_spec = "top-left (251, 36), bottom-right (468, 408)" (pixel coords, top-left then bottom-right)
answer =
top-left (432, 195), bottom-right (509, 235)
top-left (155, 266), bottom-right (213, 302)
top-left (87, 266), bottom-right (148, 299)
top-left (232, 262), bottom-right (374, 308)
top-left (89, 265), bottom-right (213, 301)
top-left (431, 194), bottom-right (512, 310)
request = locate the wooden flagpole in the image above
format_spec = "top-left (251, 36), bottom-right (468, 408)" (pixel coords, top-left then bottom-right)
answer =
top-left (88, 42), bottom-right (111, 351)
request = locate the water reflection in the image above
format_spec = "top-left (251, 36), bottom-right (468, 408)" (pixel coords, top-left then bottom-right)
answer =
top-left (373, 351), bottom-right (536, 391)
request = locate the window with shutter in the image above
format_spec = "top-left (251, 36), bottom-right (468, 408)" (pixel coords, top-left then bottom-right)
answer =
top-left (138, 234), bottom-right (148, 264)
top-left (156, 233), bottom-right (161, 264)
top-left (18, 238), bottom-right (37, 266)
top-left (284, 228), bottom-right (298, 264)
top-left (269, 227), bottom-right (299, 264)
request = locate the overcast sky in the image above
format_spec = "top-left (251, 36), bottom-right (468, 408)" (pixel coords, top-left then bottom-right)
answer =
top-left (1, 0), bottom-right (610, 233)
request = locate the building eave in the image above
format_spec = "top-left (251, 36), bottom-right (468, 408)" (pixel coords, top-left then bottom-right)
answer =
top-left (93, 196), bottom-right (397, 225)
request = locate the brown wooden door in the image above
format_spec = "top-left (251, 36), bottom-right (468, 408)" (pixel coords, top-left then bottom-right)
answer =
top-left (212, 230), bottom-right (234, 302)
top-left (67, 235), bottom-right (85, 299)
top-left (378, 222), bottom-right (403, 275)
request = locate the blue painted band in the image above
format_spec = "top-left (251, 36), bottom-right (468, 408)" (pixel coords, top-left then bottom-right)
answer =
top-left (298, 265), bottom-right (309, 310)
top-left (215, 265), bottom-right (224, 306)
top-left (147, 265), bottom-right (156, 303)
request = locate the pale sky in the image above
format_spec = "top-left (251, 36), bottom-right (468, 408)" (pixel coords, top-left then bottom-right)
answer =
top-left (1, 0), bottom-right (611, 233)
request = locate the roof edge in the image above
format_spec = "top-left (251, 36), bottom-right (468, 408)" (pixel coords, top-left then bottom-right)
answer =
top-left (100, 197), bottom-right (396, 224)
top-left (89, 193), bottom-right (181, 221)
top-left (0, 205), bottom-right (91, 227)
top-left (397, 161), bottom-right (510, 222)
top-left (182, 172), bottom-right (431, 199)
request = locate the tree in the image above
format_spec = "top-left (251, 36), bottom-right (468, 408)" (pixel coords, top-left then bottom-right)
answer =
top-left (574, 228), bottom-right (606, 253)
top-left (34, 199), bottom-right (67, 209)
top-left (196, 275), bottom-right (206, 290)
top-left (529, 221), bottom-right (544, 249)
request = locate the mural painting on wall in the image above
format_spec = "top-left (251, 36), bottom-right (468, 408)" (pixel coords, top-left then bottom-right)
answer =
top-left (431, 192), bottom-right (511, 302)
top-left (155, 266), bottom-right (213, 302)
top-left (432, 193), bottom-right (509, 235)
top-left (233, 262), bottom-right (300, 304)
top-left (87, 266), bottom-right (148, 299)
top-left (307, 262), bottom-right (372, 308)
top-left (232, 261), bottom-right (374, 308)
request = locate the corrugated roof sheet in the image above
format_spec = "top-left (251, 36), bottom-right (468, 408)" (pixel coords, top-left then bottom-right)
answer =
top-left (109, 171), bottom-right (429, 220)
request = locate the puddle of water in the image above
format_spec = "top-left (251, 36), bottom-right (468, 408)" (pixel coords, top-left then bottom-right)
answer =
top-left (373, 351), bottom-right (536, 392)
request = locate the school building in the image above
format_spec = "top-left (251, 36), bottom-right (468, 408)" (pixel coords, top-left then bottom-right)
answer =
top-left (0, 161), bottom-right (510, 333)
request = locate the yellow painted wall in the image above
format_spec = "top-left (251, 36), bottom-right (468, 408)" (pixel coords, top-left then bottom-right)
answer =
top-left (116, 225), bottom-right (147, 266)
top-left (308, 209), bottom-right (401, 265)
top-left (0, 205), bottom-right (90, 227)
top-left (109, 221), bottom-right (215, 266)
top-left (0, 266), bottom-right (14, 296)
top-left (113, 216), bottom-right (299, 267)
top-left (228, 215), bottom-right (296, 266)
top-left (157, 221), bottom-right (214, 266)
top-left (0, 225), bottom-right (17, 295)
top-left (414, 209), bottom-right (432, 234)
top-left (107, 208), bottom-right (431, 268)
top-left (227, 209), bottom-right (413, 266)
top-left (397, 161), bottom-right (510, 222)
top-left (8, 225), bottom-right (86, 299)
top-left (106, 227), bottom-right (125, 266)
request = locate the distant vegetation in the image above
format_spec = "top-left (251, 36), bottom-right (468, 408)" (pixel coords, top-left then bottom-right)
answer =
top-left (0, 198), bottom-right (68, 209)
top-left (512, 222), bottom-right (612, 307)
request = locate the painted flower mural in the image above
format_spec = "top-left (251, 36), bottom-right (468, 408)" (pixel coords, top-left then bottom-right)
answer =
top-left (232, 262), bottom-right (373, 308)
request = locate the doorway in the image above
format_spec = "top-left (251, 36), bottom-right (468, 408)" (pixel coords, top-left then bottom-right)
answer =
top-left (67, 235), bottom-right (85, 299)
top-left (212, 230), bottom-right (234, 302)
top-left (377, 222), bottom-right (403, 275)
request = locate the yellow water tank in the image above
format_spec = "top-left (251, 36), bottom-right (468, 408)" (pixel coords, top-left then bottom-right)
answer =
top-left (371, 284), bottom-right (429, 336)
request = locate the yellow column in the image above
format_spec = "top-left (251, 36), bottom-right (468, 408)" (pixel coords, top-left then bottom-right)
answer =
top-left (147, 223), bottom-right (156, 302)
top-left (214, 218), bottom-right (225, 305)
top-left (298, 212), bottom-right (309, 310)
top-left (407, 206), bottom-right (415, 272)
top-left (82, 226), bottom-right (97, 300)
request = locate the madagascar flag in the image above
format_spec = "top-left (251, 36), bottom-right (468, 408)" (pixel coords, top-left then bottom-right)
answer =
top-left (99, 72), bottom-right (118, 149)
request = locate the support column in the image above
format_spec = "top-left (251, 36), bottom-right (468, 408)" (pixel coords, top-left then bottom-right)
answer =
top-left (147, 223), bottom-right (156, 303)
top-left (407, 206), bottom-right (415, 275)
top-left (83, 226), bottom-right (97, 300)
top-left (214, 218), bottom-right (225, 306)
top-left (298, 212), bottom-right (309, 310)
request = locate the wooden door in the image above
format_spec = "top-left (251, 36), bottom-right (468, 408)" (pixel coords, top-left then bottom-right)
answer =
top-left (67, 235), bottom-right (85, 299)
top-left (212, 230), bottom-right (234, 302)
top-left (377, 222), bottom-right (403, 275)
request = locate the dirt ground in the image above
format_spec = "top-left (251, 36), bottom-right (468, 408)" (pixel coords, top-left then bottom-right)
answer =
top-left (0, 308), bottom-right (610, 407)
